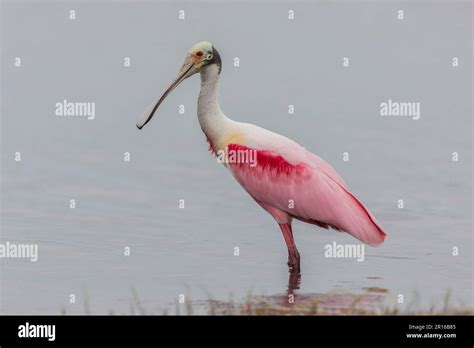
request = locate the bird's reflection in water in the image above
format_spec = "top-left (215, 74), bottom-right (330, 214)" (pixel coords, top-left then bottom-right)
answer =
top-left (287, 269), bottom-right (301, 297)
top-left (281, 268), bottom-right (390, 314)
top-left (200, 271), bottom-right (389, 314)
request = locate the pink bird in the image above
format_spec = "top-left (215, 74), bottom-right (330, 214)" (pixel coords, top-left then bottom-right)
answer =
top-left (137, 42), bottom-right (387, 273)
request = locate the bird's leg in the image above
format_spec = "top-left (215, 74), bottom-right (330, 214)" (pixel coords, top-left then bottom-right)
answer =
top-left (278, 223), bottom-right (301, 272)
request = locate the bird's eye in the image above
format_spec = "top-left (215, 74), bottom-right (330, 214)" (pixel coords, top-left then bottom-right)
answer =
top-left (196, 51), bottom-right (203, 57)
top-left (206, 53), bottom-right (213, 60)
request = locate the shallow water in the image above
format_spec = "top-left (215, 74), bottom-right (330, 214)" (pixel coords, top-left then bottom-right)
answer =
top-left (1, 1), bottom-right (472, 314)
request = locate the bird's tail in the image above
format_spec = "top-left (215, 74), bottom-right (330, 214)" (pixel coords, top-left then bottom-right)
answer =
top-left (339, 189), bottom-right (387, 246)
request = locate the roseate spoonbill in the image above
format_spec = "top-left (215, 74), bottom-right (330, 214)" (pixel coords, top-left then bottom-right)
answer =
top-left (137, 41), bottom-right (387, 273)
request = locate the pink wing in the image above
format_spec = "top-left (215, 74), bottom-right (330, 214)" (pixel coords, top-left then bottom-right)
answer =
top-left (225, 132), bottom-right (387, 246)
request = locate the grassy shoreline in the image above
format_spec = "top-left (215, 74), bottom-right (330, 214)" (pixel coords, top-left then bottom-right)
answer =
top-left (62, 288), bottom-right (473, 316)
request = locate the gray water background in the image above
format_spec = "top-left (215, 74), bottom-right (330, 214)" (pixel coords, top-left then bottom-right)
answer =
top-left (0, 1), bottom-right (472, 314)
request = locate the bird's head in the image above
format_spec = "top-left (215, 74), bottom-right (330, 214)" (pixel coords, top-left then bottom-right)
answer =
top-left (137, 41), bottom-right (221, 129)
top-left (188, 41), bottom-right (221, 72)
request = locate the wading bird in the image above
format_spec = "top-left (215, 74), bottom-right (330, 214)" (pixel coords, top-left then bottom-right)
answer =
top-left (137, 42), bottom-right (387, 274)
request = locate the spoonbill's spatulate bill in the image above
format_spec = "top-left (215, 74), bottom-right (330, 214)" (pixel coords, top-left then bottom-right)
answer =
top-left (137, 42), bottom-right (387, 272)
